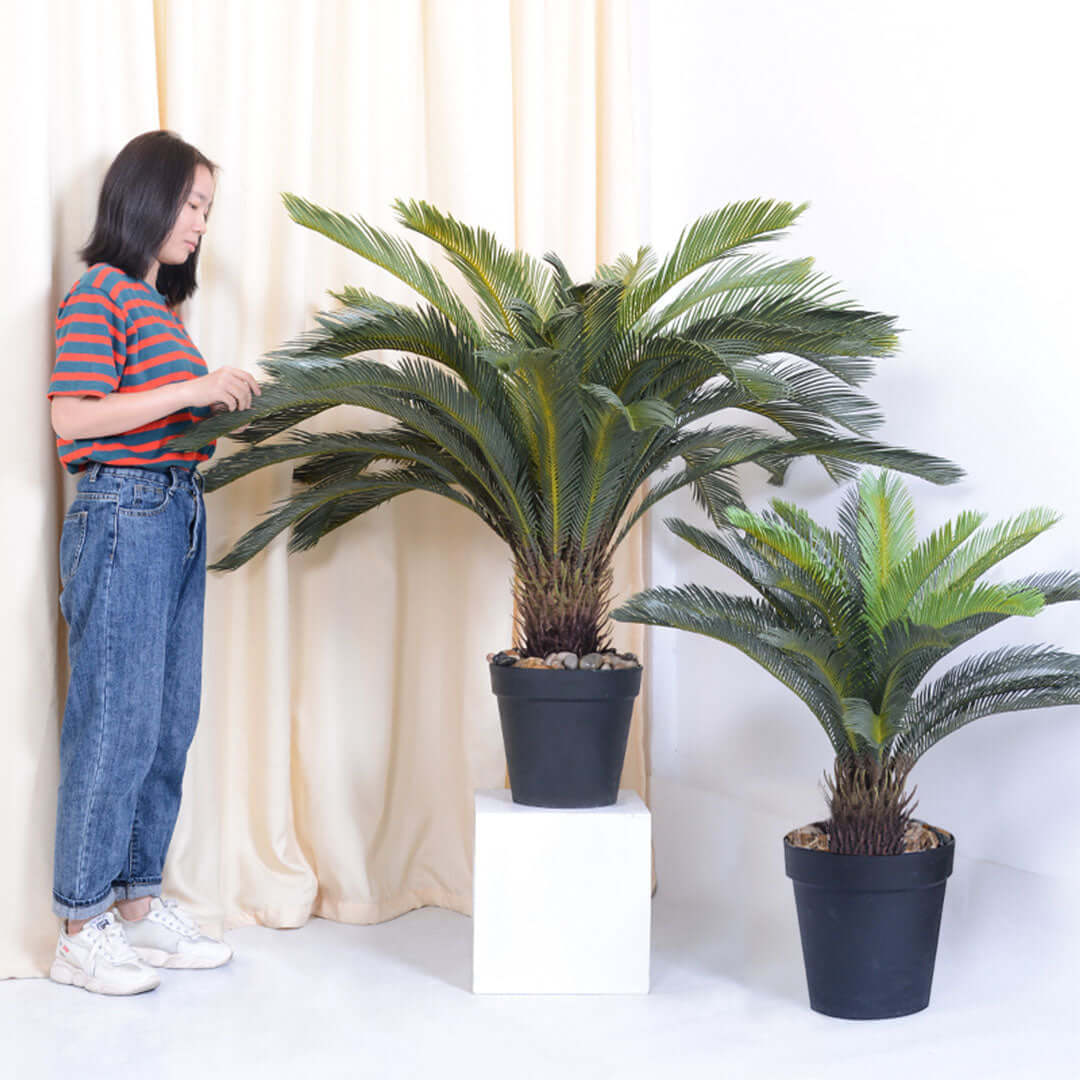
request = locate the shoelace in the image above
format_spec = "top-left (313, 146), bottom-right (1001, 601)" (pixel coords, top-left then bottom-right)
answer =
top-left (88, 916), bottom-right (139, 965)
top-left (154, 898), bottom-right (202, 939)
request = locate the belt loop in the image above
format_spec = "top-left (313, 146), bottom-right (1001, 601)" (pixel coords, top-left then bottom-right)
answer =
top-left (87, 462), bottom-right (102, 482)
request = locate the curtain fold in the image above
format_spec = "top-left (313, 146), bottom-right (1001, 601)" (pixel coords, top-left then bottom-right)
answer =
top-left (4, 0), bottom-right (645, 976)
top-left (3, 0), bottom-right (160, 977)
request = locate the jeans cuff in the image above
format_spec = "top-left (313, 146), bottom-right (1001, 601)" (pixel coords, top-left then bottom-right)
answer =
top-left (112, 880), bottom-right (162, 902)
top-left (52, 886), bottom-right (117, 921)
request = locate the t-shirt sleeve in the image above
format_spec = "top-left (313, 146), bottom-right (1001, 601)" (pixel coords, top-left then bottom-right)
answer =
top-left (48, 285), bottom-right (126, 399)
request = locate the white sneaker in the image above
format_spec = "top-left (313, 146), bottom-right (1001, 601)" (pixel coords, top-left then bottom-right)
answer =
top-left (119, 897), bottom-right (233, 969)
top-left (49, 911), bottom-right (160, 996)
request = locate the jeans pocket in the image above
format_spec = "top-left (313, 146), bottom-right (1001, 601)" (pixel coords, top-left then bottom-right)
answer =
top-left (59, 510), bottom-right (88, 587)
top-left (119, 482), bottom-right (172, 514)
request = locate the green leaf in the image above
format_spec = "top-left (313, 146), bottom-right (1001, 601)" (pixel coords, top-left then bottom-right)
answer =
top-left (612, 585), bottom-right (850, 756)
top-left (840, 697), bottom-right (891, 756)
top-left (864, 510), bottom-right (986, 635)
top-left (940, 508), bottom-right (1062, 591)
top-left (282, 193), bottom-right (480, 340)
top-left (581, 383), bottom-right (675, 431)
top-left (622, 199), bottom-right (809, 328)
top-left (897, 646), bottom-right (1080, 761)
top-left (393, 198), bottom-right (555, 333)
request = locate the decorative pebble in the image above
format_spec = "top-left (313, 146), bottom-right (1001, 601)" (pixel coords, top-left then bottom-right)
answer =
top-left (492, 647), bottom-right (639, 670)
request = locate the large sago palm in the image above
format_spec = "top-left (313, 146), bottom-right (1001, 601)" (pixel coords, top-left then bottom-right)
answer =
top-left (614, 471), bottom-right (1080, 852)
top-left (179, 198), bottom-right (960, 657)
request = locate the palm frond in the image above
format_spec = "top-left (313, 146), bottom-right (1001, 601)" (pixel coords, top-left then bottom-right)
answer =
top-left (613, 434), bottom-right (785, 546)
top-left (663, 517), bottom-right (795, 613)
top-left (908, 580), bottom-right (1045, 627)
top-left (856, 470), bottom-right (918, 629)
top-left (872, 622), bottom-right (957, 733)
top-left (863, 510), bottom-right (986, 635)
top-left (897, 646), bottom-right (1080, 760)
top-left (281, 193), bottom-right (480, 339)
top-left (210, 468), bottom-right (480, 571)
top-left (595, 245), bottom-right (658, 288)
top-left (612, 584), bottom-right (851, 756)
top-left (749, 357), bottom-right (884, 436)
top-left (270, 300), bottom-right (521, 430)
top-left (511, 350), bottom-right (582, 555)
top-left (838, 697), bottom-right (893, 759)
top-left (726, 506), bottom-right (854, 641)
top-left (764, 627), bottom-right (849, 701)
top-left (571, 408), bottom-right (637, 552)
top-left (683, 302), bottom-right (899, 362)
top-left (638, 254), bottom-right (817, 335)
top-left (202, 428), bottom-right (453, 492)
top-left (621, 199), bottom-right (809, 329)
top-left (936, 508), bottom-right (1062, 592)
top-left (394, 198), bottom-right (555, 332)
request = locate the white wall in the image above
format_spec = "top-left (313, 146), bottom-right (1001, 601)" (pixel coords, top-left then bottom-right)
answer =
top-left (637, 0), bottom-right (1080, 878)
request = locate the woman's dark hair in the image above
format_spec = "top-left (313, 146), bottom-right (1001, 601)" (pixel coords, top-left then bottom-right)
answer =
top-left (80, 130), bottom-right (217, 307)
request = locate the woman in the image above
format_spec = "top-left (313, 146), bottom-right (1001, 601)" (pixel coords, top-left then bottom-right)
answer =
top-left (47, 130), bottom-right (259, 995)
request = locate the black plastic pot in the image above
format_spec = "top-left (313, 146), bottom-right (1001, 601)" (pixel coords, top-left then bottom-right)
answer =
top-left (490, 663), bottom-right (642, 808)
top-left (784, 826), bottom-right (955, 1019)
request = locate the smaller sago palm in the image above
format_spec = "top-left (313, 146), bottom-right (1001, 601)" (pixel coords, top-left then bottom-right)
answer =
top-left (614, 471), bottom-right (1080, 853)
top-left (177, 199), bottom-right (960, 657)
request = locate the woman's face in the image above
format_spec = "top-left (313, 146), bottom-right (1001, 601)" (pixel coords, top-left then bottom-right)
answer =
top-left (157, 164), bottom-right (215, 266)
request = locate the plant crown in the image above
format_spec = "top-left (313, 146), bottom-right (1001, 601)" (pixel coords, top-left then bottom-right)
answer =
top-left (176, 199), bottom-right (961, 655)
top-left (613, 471), bottom-right (1080, 851)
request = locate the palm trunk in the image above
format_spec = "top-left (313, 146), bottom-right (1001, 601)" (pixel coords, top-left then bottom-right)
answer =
top-left (825, 756), bottom-right (915, 855)
top-left (513, 549), bottom-right (613, 658)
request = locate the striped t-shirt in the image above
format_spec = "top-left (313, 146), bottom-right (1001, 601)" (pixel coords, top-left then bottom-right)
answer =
top-left (48, 263), bottom-right (215, 473)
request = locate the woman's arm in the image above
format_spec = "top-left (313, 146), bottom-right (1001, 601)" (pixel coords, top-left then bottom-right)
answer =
top-left (51, 367), bottom-right (261, 441)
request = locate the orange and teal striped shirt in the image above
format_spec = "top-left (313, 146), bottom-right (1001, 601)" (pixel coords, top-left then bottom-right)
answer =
top-left (48, 263), bottom-right (215, 473)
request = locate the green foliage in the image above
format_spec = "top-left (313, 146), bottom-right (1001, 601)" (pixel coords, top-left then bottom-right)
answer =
top-left (177, 198), bottom-right (961, 654)
top-left (613, 471), bottom-right (1080, 851)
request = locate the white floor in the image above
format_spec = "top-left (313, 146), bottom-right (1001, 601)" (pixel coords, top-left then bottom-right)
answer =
top-left (4, 780), bottom-right (1078, 1080)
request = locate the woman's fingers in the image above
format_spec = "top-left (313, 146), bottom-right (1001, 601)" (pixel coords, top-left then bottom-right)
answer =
top-left (197, 367), bottom-right (261, 411)
top-left (224, 372), bottom-right (253, 411)
top-left (222, 369), bottom-right (259, 411)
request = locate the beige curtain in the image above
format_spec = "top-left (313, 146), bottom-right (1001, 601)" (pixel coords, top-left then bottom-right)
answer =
top-left (3, 0), bottom-right (644, 976)
top-left (3, 0), bottom-right (161, 977)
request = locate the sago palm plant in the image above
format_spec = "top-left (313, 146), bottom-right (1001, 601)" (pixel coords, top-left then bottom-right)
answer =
top-left (178, 198), bottom-right (960, 657)
top-left (613, 471), bottom-right (1080, 853)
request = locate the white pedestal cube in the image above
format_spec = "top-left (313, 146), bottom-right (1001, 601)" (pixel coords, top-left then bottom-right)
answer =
top-left (472, 788), bottom-right (651, 994)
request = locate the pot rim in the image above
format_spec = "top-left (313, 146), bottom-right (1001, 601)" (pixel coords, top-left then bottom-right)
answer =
top-left (490, 661), bottom-right (643, 701)
top-left (783, 819), bottom-right (954, 853)
top-left (784, 822), bottom-right (955, 890)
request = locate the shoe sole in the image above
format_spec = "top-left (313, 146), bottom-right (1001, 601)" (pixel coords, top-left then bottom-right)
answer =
top-left (49, 957), bottom-right (159, 996)
top-left (133, 946), bottom-right (233, 969)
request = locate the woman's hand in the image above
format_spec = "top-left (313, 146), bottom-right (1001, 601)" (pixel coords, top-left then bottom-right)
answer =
top-left (186, 367), bottom-right (262, 412)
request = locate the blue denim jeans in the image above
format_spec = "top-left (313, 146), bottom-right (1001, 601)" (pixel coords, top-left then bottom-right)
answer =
top-left (52, 462), bottom-right (206, 919)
